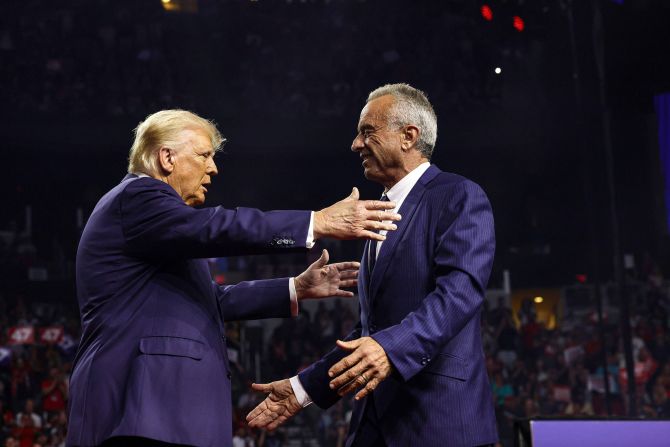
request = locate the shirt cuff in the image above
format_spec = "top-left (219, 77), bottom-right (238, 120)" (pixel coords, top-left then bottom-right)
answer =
top-left (289, 278), bottom-right (299, 317)
top-left (289, 375), bottom-right (313, 408)
top-left (306, 211), bottom-right (315, 248)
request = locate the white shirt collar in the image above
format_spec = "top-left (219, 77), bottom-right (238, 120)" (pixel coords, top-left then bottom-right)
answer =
top-left (384, 162), bottom-right (431, 210)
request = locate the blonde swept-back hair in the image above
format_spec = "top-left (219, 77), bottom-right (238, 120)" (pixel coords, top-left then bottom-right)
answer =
top-left (127, 109), bottom-right (226, 175)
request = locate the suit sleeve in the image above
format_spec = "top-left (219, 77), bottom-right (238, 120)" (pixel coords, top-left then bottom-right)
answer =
top-left (371, 180), bottom-right (495, 382)
top-left (214, 278), bottom-right (293, 321)
top-left (119, 177), bottom-right (310, 259)
top-left (297, 320), bottom-right (362, 409)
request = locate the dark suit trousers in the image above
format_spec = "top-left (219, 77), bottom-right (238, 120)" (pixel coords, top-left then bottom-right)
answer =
top-left (350, 398), bottom-right (495, 447)
top-left (351, 397), bottom-right (387, 447)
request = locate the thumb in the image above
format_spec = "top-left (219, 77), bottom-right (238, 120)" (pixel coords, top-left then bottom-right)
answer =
top-left (347, 187), bottom-right (359, 201)
top-left (251, 382), bottom-right (273, 393)
top-left (336, 339), bottom-right (361, 351)
top-left (310, 249), bottom-right (329, 269)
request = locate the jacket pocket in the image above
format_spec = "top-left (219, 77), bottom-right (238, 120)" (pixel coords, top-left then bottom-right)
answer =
top-left (139, 336), bottom-right (204, 360)
top-left (421, 353), bottom-right (468, 381)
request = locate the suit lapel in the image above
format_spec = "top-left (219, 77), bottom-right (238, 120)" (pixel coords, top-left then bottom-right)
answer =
top-left (368, 165), bottom-right (441, 301)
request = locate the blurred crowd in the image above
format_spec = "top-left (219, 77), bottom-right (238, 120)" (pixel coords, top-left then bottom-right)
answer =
top-left (0, 0), bottom-right (507, 120)
top-left (0, 294), bottom-right (78, 447)
top-left (2, 252), bottom-right (670, 447)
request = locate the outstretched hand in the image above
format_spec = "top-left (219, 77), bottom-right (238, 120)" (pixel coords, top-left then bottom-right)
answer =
top-left (313, 187), bottom-right (401, 241)
top-left (246, 379), bottom-right (302, 431)
top-left (294, 249), bottom-right (359, 300)
top-left (328, 337), bottom-right (393, 401)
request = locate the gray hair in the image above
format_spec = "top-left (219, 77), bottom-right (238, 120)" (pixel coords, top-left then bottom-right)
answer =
top-left (128, 109), bottom-right (225, 176)
top-left (367, 83), bottom-right (437, 159)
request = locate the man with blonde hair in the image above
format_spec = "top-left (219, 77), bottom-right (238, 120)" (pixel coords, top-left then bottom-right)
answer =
top-left (67, 109), bottom-right (401, 447)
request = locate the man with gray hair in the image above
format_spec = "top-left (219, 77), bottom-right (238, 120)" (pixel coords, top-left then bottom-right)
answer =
top-left (67, 109), bottom-right (401, 447)
top-left (248, 84), bottom-right (498, 447)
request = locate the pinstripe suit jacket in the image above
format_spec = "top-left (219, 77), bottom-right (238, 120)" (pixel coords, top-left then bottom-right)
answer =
top-left (299, 165), bottom-right (498, 447)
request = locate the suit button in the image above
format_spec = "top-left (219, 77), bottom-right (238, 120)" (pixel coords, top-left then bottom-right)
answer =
top-left (227, 371), bottom-right (232, 380)
top-left (222, 335), bottom-right (227, 342)
top-left (421, 359), bottom-right (427, 366)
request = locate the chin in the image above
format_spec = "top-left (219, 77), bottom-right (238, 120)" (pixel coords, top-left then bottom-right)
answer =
top-left (186, 196), bottom-right (205, 207)
top-left (362, 168), bottom-right (381, 182)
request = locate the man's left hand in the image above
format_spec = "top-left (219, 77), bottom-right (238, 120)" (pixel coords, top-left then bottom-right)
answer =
top-left (295, 249), bottom-right (359, 300)
top-left (328, 337), bottom-right (393, 400)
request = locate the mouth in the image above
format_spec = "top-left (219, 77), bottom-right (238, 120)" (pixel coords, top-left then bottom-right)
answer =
top-left (201, 184), bottom-right (209, 193)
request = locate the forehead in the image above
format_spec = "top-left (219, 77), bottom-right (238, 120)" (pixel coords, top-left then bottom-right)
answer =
top-left (358, 95), bottom-right (394, 128)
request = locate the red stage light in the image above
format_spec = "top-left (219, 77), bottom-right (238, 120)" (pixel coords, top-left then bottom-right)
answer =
top-left (513, 15), bottom-right (525, 32)
top-left (481, 5), bottom-right (493, 21)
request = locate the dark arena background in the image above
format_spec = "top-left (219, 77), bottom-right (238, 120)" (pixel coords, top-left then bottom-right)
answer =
top-left (2, 0), bottom-right (670, 446)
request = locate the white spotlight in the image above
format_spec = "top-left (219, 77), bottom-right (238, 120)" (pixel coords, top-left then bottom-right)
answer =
top-left (494, 67), bottom-right (502, 75)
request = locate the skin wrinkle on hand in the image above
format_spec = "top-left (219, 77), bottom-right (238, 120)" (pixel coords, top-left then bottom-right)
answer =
top-left (294, 249), bottom-right (360, 300)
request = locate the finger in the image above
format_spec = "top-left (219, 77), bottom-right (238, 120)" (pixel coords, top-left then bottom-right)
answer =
top-left (328, 350), bottom-right (363, 379)
top-left (336, 377), bottom-right (364, 397)
top-left (362, 220), bottom-right (398, 232)
top-left (330, 351), bottom-right (370, 389)
top-left (348, 187), bottom-right (359, 200)
top-left (333, 290), bottom-right (355, 297)
top-left (248, 413), bottom-right (275, 429)
top-left (251, 382), bottom-right (273, 393)
top-left (364, 210), bottom-right (400, 223)
top-left (331, 364), bottom-right (370, 390)
top-left (246, 401), bottom-right (269, 422)
top-left (338, 279), bottom-right (358, 288)
top-left (363, 215), bottom-right (400, 230)
top-left (309, 249), bottom-right (329, 269)
top-left (354, 377), bottom-right (380, 401)
top-left (335, 339), bottom-right (361, 351)
top-left (334, 261), bottom-right (361, 271)
top-left (364, 200), bottom-right (398, 211)
top-left (338, 270), bottom-right (358, 280)
top-left (363, 231), bottom-right (387, 242)
top-left (249, 404), bottom-right (283, 425)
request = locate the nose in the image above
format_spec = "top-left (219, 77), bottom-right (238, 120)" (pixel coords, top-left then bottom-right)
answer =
top-left (351, 134), bottom-right (364, 152)
top-left (207, 157), bottom-right (218, 176)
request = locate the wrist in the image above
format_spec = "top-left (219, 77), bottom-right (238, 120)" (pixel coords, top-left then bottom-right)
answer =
top-left (294, 274), bottom-right (305, 301)
top-left (312, 210), bottom-right (326, 239)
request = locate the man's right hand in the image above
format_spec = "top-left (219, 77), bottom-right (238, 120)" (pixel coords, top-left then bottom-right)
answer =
top-left (313, 187), bottom-right (401, 241)
top-left (247, 379), bottom-right (302, 431)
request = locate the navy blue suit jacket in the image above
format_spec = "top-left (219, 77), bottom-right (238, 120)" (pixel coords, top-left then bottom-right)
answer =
top-left (299, 166), bottom-right (498, 447)
top-left (67, 175), bottom-right (311, 446)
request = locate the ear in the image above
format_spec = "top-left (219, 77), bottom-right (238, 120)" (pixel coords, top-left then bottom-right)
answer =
top-left (401, 125), bottom-right (420, 152)
top-left (158, 147), bottom-right (175, 174)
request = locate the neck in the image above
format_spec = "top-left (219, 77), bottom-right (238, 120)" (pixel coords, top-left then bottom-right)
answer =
top-left (382, 157), bottom-right (428, 189)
